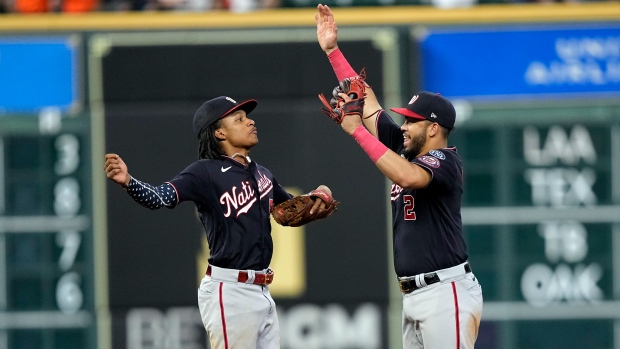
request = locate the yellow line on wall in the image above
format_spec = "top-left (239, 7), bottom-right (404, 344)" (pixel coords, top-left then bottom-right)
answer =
top-left (1, 3), bottom-right (620, 32)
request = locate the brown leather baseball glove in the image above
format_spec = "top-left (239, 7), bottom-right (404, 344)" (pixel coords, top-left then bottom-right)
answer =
top-left (318, 69), bottom-right (367, 124)
top-left (272, 189), bottom-right (339, 227)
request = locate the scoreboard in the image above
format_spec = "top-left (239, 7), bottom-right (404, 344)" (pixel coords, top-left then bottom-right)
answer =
top-left (0, 113), bottom-right (97, 348)
top-left (416, 23), bottom-right (620, 348)
top-left (0, 35), bottom-right (97, 349)
top-left (453, 102), bottom-right (620, 349)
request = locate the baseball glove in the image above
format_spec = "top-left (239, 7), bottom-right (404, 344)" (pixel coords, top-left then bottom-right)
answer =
top-left (318, 69), bottom-right (367, 124)
top-left (272, 189), bottom-right (339, 227)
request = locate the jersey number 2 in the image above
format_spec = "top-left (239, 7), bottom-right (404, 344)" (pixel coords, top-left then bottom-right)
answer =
top-left (403, 195), bottom-right (416, 220)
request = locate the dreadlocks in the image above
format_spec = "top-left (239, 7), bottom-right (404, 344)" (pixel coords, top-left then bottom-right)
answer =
top-left (198, 119), bottom-right (224, 160)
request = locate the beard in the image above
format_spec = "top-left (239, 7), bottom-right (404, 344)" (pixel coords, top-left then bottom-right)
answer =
top-left (401, 129), bottom-right (427, 161)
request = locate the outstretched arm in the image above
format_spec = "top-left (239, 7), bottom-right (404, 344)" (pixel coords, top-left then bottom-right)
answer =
top-left (315, 4), bottom-right (382, 136)
top-left (104, 153), bottom-right (178, 210)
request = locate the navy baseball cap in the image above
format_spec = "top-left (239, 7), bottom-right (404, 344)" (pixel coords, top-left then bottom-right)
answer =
top-left (193, 96), bottom-right (258, 138)
top-left (390, 92), bottom-right (455, 130)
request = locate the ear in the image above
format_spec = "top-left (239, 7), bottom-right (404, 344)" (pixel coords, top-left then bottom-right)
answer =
top-left (427, 122), bottom-right (439, 137)
top-left (214, 128), bottom-right (226, 141)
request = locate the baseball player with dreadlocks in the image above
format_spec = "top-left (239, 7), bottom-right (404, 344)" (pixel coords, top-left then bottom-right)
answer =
top-left (104, 96), bottom-right (338, 349)
top-left (315, 4), bottom-right (483, 349)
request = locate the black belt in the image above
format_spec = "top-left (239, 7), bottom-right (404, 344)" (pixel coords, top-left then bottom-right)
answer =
top-left (399, 263), bottom-right (471, 294)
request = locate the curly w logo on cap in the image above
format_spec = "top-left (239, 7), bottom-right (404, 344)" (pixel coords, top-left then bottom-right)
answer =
top-left (391, 91), bottom-right (456, 130)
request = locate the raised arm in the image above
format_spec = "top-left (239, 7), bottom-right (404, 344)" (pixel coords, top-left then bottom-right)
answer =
top-left (315, 3), bottom-right (382, 136)
top-left (315, 3), bottom-right (339, 56)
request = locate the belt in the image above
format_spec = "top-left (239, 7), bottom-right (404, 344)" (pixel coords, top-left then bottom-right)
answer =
top-left (206, 265), bottom-right (274, 286)
top-left (399, 262), bottom-right (472, 294)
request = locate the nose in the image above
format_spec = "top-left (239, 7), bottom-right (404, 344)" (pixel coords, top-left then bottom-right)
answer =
top-left (248, 118), bottom-right (255, 126)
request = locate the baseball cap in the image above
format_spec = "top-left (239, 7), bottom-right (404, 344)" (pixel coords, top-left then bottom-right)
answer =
top-left (192, 96), bottom-right (258, 138)
top-left (390, 92), bottom-right (455, 130)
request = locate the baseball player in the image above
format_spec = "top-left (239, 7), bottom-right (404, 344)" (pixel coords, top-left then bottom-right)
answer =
top-left (315, 5), bottom-right (483, 349)
top-left (104, 96), bottom-right (336, 349)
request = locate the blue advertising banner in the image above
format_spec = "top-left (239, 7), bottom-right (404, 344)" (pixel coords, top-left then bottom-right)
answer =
top-left (418, 25), bottom-right (620, 101)
top-left (0, 36), bottom-right (78, 113)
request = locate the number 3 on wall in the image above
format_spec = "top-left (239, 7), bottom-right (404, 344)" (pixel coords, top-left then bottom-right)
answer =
top-left (403, 195), bottom-right (416, 220)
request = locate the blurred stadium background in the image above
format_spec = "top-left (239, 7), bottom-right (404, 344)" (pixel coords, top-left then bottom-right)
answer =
top-left (1, 3), bottom-right (620, 348)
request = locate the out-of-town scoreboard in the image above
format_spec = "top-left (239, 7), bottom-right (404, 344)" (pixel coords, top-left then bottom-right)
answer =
top-left (0, 113), bottom-right (97, 348)
top-left (417, 23), bottom-right (620, 348)
top-left (0, 36), bottom-right (98, 349)
top-left (453, 104), bottom-right (620, 349)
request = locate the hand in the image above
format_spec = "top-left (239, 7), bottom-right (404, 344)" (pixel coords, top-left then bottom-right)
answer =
top-left (337, 93), bottom-right (364, 135)
top-left (315, 4), bottom-right (338, 55)
top-left (309, 185), bottom-right (334, 216)
top-left (104, 153), bottom-right (130, 187)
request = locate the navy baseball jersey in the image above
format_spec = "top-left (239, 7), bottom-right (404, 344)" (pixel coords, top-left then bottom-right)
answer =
top-left (376, 111), bottom-right (468, 277)
top-left (124, 155), bottom-right (292, 271)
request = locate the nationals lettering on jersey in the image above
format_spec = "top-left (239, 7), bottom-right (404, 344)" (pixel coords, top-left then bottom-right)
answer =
top-left (376, 111), bottom-right (469, 277)
top-left (257, 171), bottom-right (274, 199)
top-left (390, 183), bottom-right (404, 202)
top-left (220, 180), bottom-right (257, 218)
top-left (168, 156), bottom-right (292, 270)
top-left (219, 171), bottom-right (274, 217)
